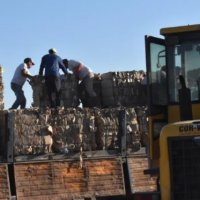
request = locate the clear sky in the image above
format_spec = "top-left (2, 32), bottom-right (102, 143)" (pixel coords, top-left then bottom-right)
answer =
top-left (1, 0), bottom-right (200, 109)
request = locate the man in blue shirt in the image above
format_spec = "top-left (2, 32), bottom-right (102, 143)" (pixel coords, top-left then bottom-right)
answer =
top-left (39, 48), bottom-right (68, 108)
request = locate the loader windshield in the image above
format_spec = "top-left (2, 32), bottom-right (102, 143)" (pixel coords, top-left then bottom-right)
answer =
top-left (167, 41), bottom-right (200, 103)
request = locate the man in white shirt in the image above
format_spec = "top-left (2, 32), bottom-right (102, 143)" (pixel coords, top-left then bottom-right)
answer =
top-left (63, 59), bottom-right (101, 108)
top-left (10, 58), bottom-right (34, 109)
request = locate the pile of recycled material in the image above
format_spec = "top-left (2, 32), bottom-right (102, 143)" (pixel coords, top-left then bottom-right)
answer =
top-left (3, 107), bottom-right (148, 156)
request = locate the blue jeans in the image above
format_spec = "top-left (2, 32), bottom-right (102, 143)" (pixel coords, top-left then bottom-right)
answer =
top-left (10, 83), bottom-right (26, 109)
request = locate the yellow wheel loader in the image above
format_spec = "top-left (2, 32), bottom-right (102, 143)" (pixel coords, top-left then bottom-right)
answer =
top-left (145, 23), bottom-right (200, 200)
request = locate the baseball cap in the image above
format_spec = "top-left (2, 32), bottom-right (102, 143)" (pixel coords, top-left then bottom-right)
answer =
top-left (24, 58), bottom-right (35, 65)
top-left (49, 48), bottom-right (57, 53)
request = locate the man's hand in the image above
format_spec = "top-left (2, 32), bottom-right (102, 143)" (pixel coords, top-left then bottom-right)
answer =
top-left (27, 78), bottom-right (33, 85)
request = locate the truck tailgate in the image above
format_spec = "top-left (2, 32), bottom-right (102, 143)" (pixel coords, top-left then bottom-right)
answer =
top-left (127, 155), bottom-right (157, 193)
top-left (14, 158), bottom-right (125, 200)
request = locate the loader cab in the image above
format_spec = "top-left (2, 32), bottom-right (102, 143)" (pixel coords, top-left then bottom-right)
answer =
top-left (145, 24), bottom-right (200, 166)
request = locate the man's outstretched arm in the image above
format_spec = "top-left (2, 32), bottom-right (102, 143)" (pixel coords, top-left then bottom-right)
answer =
top-left (59, 57), bottom-right (68, 75)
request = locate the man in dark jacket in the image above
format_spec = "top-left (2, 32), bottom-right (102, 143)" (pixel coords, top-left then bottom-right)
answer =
top-left (39, 48), bottom-right (68, 108)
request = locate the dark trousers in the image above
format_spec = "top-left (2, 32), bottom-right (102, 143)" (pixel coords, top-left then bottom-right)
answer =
top-left (10, 83), bottom-right (26, 109)
top-left (45, 76), bottom-right (61, 108)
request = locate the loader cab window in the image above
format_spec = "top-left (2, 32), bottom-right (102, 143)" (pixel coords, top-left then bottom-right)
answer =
top-left (149, 43), bottom-right (167, 105)
top-left (168, 41), bottom-right (200, 103)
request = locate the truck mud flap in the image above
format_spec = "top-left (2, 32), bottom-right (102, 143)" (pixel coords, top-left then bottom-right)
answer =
top-left (0, 164), bottom-right (11, 200)
top-left (127, 156), bottom-right (157, 194)
top-left (14, 157), bottom-right (125, 200)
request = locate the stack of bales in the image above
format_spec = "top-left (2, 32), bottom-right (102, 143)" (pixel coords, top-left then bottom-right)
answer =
top-left (30, 70), bottom-right (147, 109)
top-left (30, 74), bottom-right (80, 108)
top-left (1, 106), bottom-right (148, 157)
top-left (100, 70), bottom-right (146, 108)
top-left (10, 108), bottom-right (96, 156)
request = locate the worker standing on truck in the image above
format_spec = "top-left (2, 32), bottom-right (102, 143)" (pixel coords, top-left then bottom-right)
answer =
top-left (39, 48), bottom-right (68, 109)
top-left (62, 59), bottom-right (101, 108)
top-left (10, 58), bottom-right (34, 109)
